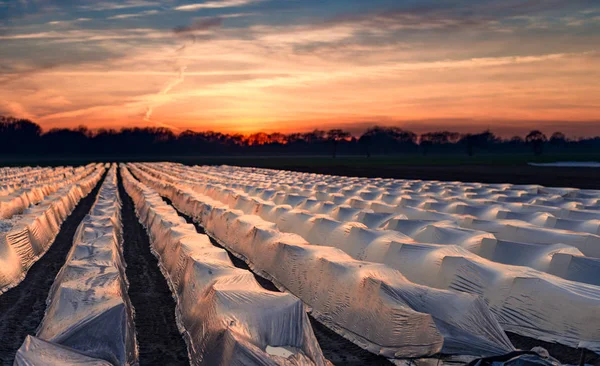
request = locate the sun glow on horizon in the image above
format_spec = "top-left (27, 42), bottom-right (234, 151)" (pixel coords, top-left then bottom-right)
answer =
top-left (1, 1), bottom-right (599, 137)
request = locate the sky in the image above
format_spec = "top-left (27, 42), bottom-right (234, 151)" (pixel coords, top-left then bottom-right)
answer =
top-left (1, 0), bottom-right (599, 137)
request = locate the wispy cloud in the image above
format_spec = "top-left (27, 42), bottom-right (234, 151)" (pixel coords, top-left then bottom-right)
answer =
top-left (0, 28), bottom-right (170, 41)
top-left (144, 65), bottom-right (186, 125)
top-left (108, 10), bottom-right (160, 20)
top-left (173, 17), bottom-right (223, 34)
top-left (174, 0), bottom-right (263, 11)
top-left (48, 18), bottom-right (92, 26)
top-left (1, 0), bottom-right (599, 134)
top-left (79, 1), bottom-right (160, 11)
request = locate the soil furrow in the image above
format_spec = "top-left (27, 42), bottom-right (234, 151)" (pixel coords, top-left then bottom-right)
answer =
top-left (117, 170), bottom-right (189, 365)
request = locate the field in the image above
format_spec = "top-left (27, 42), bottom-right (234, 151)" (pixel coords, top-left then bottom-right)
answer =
top-left (1, 162), bottom-right (599, 365)
top-left (2, 154), bottom-right (600, 189)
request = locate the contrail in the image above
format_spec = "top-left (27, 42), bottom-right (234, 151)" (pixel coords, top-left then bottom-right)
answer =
top-left (144, 65), bottom-right (186, 123)
top-left (143, 17), bottom-right (222, 129)
top-left (143, 43), bottom-right (188, 128)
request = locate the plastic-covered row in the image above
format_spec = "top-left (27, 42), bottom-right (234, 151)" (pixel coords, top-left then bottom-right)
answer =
top-left (122, 165), bottom-right (327, 365)
top-left (150, 163), bottom-right (600, 256)
top-left (0, 164), bottom-right (105, 294)
top-left (15, 165), bottom-right (138, 366)
top-left (0, 166), bottom-right (59, 186)
top-left (135, 163), bottom-right (600, 352)
top-left (198, 165), bottom-right (600, 287)
top-left (0, 164), bottom-right (97, 219)
top-left (142, 163), bottom-right (600, 289)
top-left (128, 163), bottom-right (515, 360)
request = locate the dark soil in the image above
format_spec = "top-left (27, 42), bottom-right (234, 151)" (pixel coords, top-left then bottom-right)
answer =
top-left (508, 332), bottom-right (600, 365)
top-left (161, 197), bottom-right (393, 365)
top-left (0, 171), bottom-right (106, 365)
top-left (308, 317), bottom-right (394, 365)
top-left (117, 171), bottom-right (189, 365)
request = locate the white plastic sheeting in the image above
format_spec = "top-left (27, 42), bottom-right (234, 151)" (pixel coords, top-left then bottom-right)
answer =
top-left (15, 336), bottom-right (112, 366)
top-left (136, 163), bottom-right (600, 353)
top-left (128, 163), bottom-right (515, 360)
top-left (0, 167), bottom-right (50, 197)
top-left (15, 165), bottom-right (138, 366)
top-left (0, 164), bottom-right (96, 219)
top-left (121, 166), bottom-right (327, 366)
top-left (0, 165), bottom-right (104, 294)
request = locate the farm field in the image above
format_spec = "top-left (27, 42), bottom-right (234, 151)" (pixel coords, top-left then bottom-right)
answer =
top-left (1, 162), bottom-right (599, 365)
top-left (2, 154), bottom-right (600, 189)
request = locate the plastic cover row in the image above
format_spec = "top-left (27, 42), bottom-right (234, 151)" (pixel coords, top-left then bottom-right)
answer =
top-left (0, 164), bottom-right (105, 294)
top-left (15, 165), bottom-right (138, 365)
top-left (122, 165), bottom-right (327, 365)
top-left (235, 175), bottom-right (600, 286)
top-left (178, 163), bottom-right (600, 235)
top-left (0, 166), bottom-right (76, 187)
top-left (1, 164), bottom-right (98, 220)
top-left (128, 163), bottom-right (515, 360)
top-left (141, 163), bottom-right (600, 353)
top-left (140, 163), bottom-right (600, 352)
top-left (154, 163), bottom-right (600, 257)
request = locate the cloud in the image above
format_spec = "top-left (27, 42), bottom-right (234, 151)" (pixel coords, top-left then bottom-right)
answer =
top-left (1, 0), bottom-right (599, 134)
top-left (0, 28), bottom-right (170, 41)
top-left (48, 18), bottom-right (91, 26)
top-left (318, 0), bottom-right (600, 37)
top-left (108, 10), bottom-right (160, 20)
top-left (173, 17), bottom-right (223, 34)
top-left (174, 0), bottom-right (263, 11)
top-left (78, 1), bottom-right (160, 11)
top-left (144, 65), bottom-right (186, 122)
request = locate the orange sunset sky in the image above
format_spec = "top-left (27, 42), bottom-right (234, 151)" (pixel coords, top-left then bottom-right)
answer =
top-left (1, 0), bottom-right (599, 136)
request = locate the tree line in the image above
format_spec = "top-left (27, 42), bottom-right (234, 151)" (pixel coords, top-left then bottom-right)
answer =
top-left (0, 116), bottom-right (598, 157)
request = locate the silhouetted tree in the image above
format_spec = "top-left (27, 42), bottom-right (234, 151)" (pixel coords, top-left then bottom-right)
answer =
top-left (420, 131), bottom-right (460, 145)
top-left (549, 131), bottom-right (567, 147)
top-left (420, 131), bottom-right (460, 155)
top-left (509, 136), bottom-right (524, 144)
top-left (1, 115), bottom-right (598, 158)
top-left (0, 116), bottom-right (42, 154)
top-left (358, 133), bottom-right (372, 157)
top-left (458, 130), bottom-right (499, 156)
top-left (360, 126), bottom-right (417, 155)
top-left (526, 130), bottom-right (548, 156)
top-left (303, 130), bottom-right (326, 144)
top-left (327, 129), bottom-right (351, 158)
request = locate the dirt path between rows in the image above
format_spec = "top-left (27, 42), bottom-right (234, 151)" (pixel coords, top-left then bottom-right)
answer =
top-left (163, 198), bottom-right (393, 366)
top-left (117, 171), bottom-right (189, 365)
top-left (0, 172), bottom-right (106, 364)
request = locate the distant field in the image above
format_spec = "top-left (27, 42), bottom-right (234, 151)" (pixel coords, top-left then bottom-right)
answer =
top-left (2, 152), bottom-right (600, 166)
top-left (2, 153), bottom-right (600, 188)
